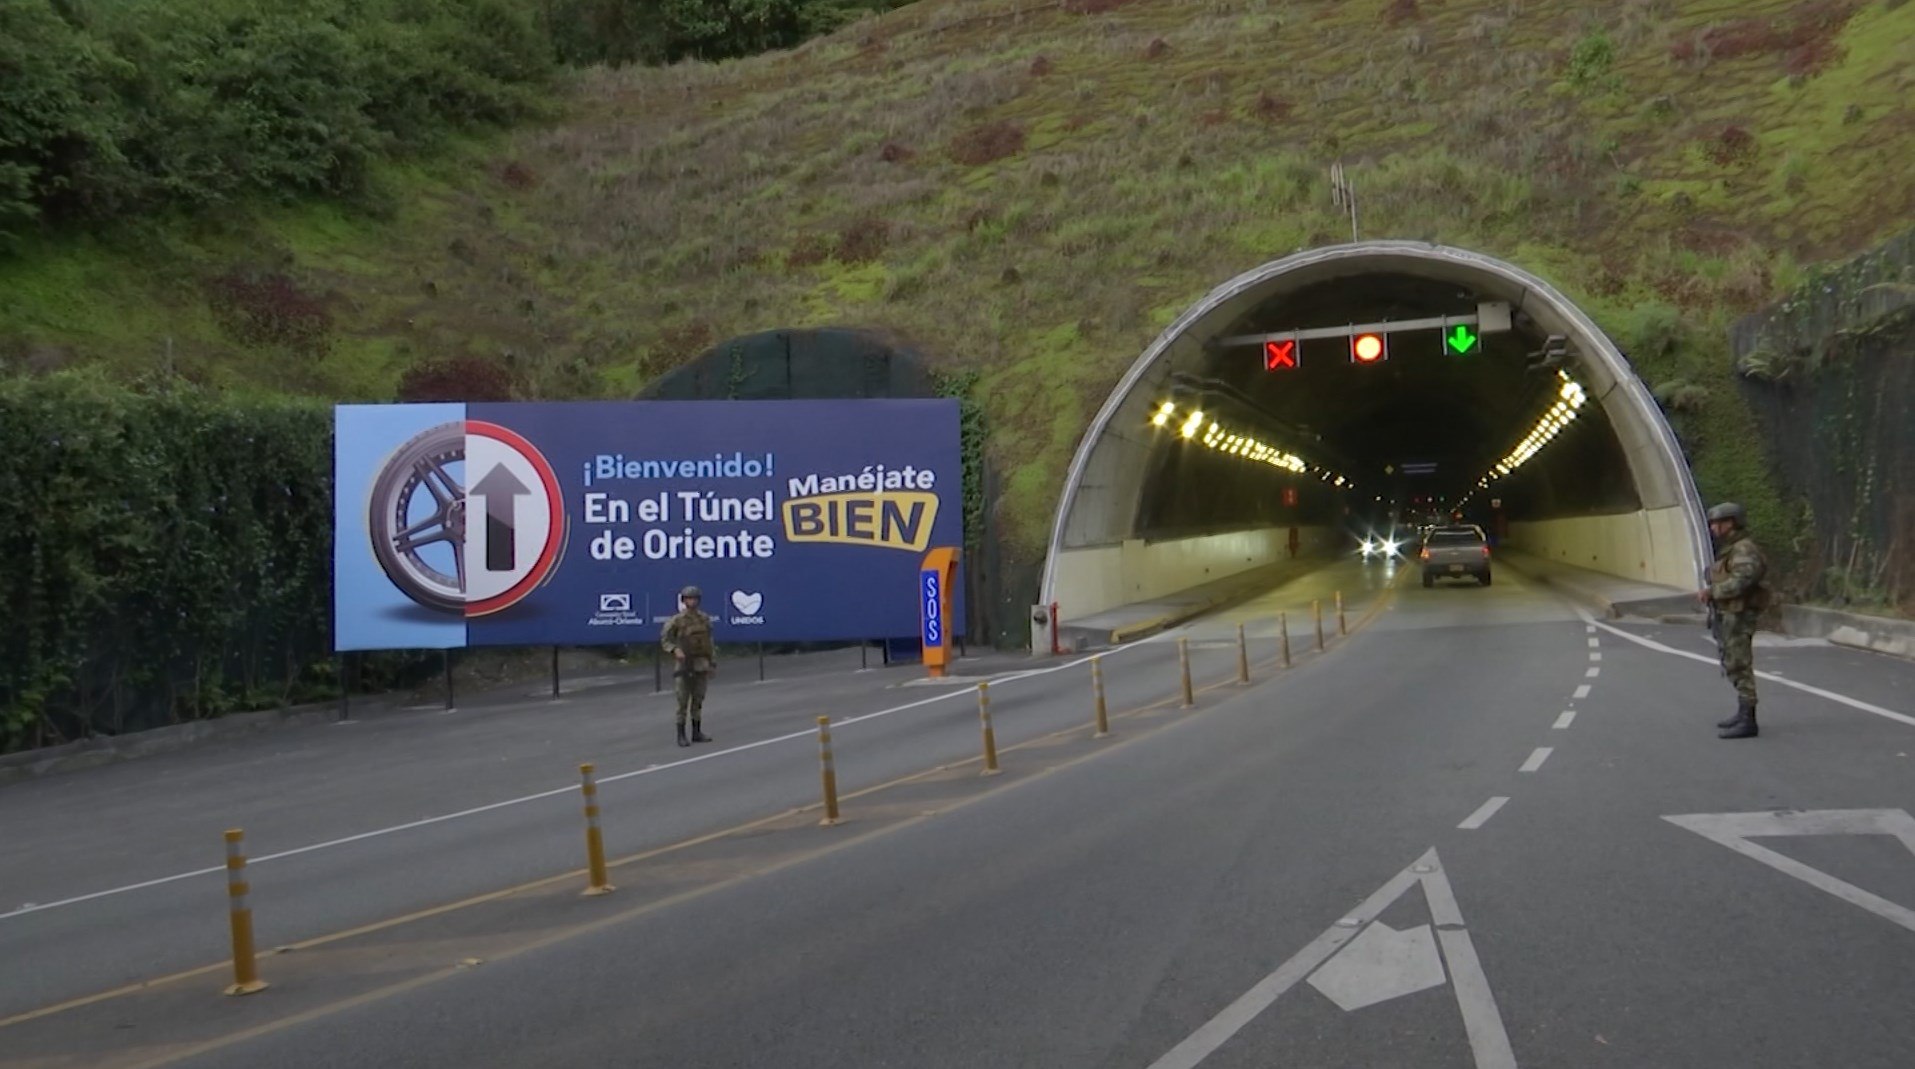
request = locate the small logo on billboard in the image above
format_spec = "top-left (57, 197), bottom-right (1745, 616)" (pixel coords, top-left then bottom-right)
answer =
top-left (589, 591), bottom-right (641, 628)
top-left (730, 590), bottom-right (764, 625)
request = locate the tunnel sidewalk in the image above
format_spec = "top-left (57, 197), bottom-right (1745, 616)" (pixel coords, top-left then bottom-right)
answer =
top-left (1057, 551), bottom-right (1339, 651)
top-left (1497, 548), bottom-right (1694, 619)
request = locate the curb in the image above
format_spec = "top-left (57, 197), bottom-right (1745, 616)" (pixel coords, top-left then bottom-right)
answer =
top-left (1500, 556), bottom-right (1619, 618)
top-left (0, 703), bottom-right (357, 787)
top-left (1781, 604), bottom-right (1915, 661)
top-left (1500, 554), bottom-right (1699, 622)
top-left (1061, 556), bottom-right (1338, 650)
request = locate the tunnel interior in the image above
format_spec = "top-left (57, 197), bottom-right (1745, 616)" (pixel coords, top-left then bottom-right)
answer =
top-left (1042, 243), bottom-right (1709, 623)
top-left (1135, 271), bottom-right (1639, 542)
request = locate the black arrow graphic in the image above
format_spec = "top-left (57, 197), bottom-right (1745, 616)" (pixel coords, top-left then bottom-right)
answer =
top-left (470, 464), bottom-right (531, 572)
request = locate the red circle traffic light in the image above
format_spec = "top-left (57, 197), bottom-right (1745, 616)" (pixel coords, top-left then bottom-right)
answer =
top-left (1353, 334), bottom-right (1384, 363)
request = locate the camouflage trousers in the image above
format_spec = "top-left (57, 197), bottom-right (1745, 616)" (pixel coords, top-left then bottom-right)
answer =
top-left (1716, 610), bottom-right (1759, 704)
top-left (674, 670), bottom-right (709, 726)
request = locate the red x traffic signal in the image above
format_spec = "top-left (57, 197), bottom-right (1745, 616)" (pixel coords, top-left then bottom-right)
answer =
top-left (1264, 338), bottom-right (1298, 370)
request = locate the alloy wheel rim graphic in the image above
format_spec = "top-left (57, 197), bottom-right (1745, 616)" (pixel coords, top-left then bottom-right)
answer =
top-left (367, 420), bottom-right (564, 616)
top-left (369, 421), bottom-right (469, 613)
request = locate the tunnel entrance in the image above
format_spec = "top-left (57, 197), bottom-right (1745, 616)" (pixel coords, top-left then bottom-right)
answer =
top-left (1041, 242), bottom-right (1709, 627)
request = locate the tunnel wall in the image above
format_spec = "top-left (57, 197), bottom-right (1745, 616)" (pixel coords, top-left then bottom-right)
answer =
top-left (1504, 506), bottom-right (1699, 589)
top-left (1049, 526), bottom-right (1341, 619)
top-left (1042, 242), bottom-right (1710, 633)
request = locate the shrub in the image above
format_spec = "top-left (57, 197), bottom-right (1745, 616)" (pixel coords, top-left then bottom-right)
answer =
top-left (0, 0), bottom-right (555, 250)
top-left (0, 374), bottom-right (340, 752)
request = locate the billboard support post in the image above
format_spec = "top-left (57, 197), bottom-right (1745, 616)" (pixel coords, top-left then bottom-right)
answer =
top-left (443, 651), bottom-right (454, 711)
top-left (550, 647), bottom-right (561, 701)
top-left (919, 547), bottom-right (962, 680)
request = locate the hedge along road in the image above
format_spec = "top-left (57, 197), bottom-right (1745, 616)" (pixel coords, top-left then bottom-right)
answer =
top-left (0, 559), bottom-right (1388, 1020)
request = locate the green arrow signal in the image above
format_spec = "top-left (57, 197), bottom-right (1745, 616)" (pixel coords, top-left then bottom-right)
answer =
top-left (1446, 324), bottom-right (1479, 354)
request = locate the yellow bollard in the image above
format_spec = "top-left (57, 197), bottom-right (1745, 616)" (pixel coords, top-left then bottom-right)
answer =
top-left (1280, 612), bottom-right (1293, 668)
top-left (1313, 600), bottom-right (1325, 651)
top-left (1091, 655), bottom-right (1110, 738)
top-left (1236, 623), bottom-right (1250, 685)
top-left (578, 764), bottom-right (615, 896)
top-left (1336, 591), bottom-right (1348, 636)
top-left (1178, 637), bottom-right (1195, 708)
top-left (816, 717), bottom-right (841, 825)
top-left (978, 681), bottom-right (1001, 775)
top-left (221, 829), bottom-right (268, 996)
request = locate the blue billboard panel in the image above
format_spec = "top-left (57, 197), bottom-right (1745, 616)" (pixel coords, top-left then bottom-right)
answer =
top-left (332, 400), bottom-right (964, 651)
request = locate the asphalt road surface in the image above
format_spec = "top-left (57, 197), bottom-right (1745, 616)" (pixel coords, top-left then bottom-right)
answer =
top-left (4, 556), bottom-right (1914, 1068)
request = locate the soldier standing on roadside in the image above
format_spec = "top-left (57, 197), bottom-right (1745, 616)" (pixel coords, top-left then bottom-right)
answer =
top-left (661, 585), bottom-right (717, 747)
top-left (1697, 502), bottom-right (1772, 740)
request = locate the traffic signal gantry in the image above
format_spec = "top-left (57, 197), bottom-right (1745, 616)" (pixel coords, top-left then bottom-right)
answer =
top-left (1221, 300), bottom-right (1509, 371)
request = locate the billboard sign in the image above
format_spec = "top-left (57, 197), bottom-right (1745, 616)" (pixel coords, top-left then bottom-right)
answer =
top-left (333, 400), bottom-right (964, 651)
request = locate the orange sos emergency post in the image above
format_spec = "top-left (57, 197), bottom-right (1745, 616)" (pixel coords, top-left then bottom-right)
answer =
top-left (919, 546), bottom-right (961, 678)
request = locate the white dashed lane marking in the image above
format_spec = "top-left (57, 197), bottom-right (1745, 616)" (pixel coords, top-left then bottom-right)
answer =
top-left (1553, 711), bottom-right (1576, 730)
top-left (1585, 667), bottom-right (1601, 678)
top-left (1574, 684), bottom-right (1591, 699)
top-left (1458, 796), bottom-right (1510, 830)
top-left (1520, 748), bottom-right (1554, 773)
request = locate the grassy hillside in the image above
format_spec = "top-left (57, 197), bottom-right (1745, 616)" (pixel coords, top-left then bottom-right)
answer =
top-left (4, 0), bottom-right (1913, 558)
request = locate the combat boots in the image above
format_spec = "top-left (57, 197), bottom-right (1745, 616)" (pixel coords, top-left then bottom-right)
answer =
top-left (690, 721), bottom-right (712, 743)
top-left (1717, 700), bottom-right (1751, 729)
top-left (1718, 702), bottom-right (1758, 739)
top-left (676, 722), bottom-right (690, 747)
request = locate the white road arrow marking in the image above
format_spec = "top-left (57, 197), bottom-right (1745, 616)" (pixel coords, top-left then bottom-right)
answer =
top-left (1146, 848), bottom-right (1517, 1069)
top-left (1665, 809), bottom-right (1915, 935)
top-left (1307, 920), bottom-right (1446, 1011)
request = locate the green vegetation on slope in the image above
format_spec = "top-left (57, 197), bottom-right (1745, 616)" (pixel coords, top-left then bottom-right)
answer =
top-left (0, 0), bottom-right (555, 244)
top-left (5, 0), bottom-right (1914, 558)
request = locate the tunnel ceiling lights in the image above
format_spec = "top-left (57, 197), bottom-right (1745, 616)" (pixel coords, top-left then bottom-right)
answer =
top-left (1479, 372), bottom-right (1589, 486)
top-left (1148, 401), bottom-right (1353, 485)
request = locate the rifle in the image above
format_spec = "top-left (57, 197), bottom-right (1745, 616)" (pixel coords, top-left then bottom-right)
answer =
top-left (1705, 599), bottom-right (1724, 674)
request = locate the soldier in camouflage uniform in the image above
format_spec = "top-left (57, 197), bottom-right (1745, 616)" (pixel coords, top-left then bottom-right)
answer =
top-left (661, 585), bottom-right (717, 747)
top-left (1697, 502), bottom-right (1772, 739)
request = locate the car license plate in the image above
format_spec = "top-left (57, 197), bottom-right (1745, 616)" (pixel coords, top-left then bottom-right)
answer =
top-left (1449, 564), bottom-right (1464, 572)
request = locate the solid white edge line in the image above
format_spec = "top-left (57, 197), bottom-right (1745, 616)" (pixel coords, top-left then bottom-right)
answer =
top-left (1582, 613), bottom-right (1915, 729)
top-left (1552, 711), bottom-right (1576, 730)
top-left (1457, 796), bottom-right (1510, 830)
top-left (1519, 747), bottom-right (1553, 773)
top-left (2, 635), bottom-right (1190, 923)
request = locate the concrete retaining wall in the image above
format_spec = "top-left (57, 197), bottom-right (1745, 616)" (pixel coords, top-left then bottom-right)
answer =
top-left (1049, 526), bottom-right (1340, 620)
top-left (1505, 506), bottom-right (1698, 590)
top-left (1781, 604), bottom-right (1915, 660)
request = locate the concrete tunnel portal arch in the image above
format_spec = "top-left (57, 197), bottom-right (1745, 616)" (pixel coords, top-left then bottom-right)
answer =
top-left (1039, 241), bottom-right (1712, 630)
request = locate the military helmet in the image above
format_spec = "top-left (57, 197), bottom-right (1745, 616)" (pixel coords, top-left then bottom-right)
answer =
top-left (680, 585), bottom-right (702, 599)
top-left (1706, 502), bottom-right (1746, 526)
